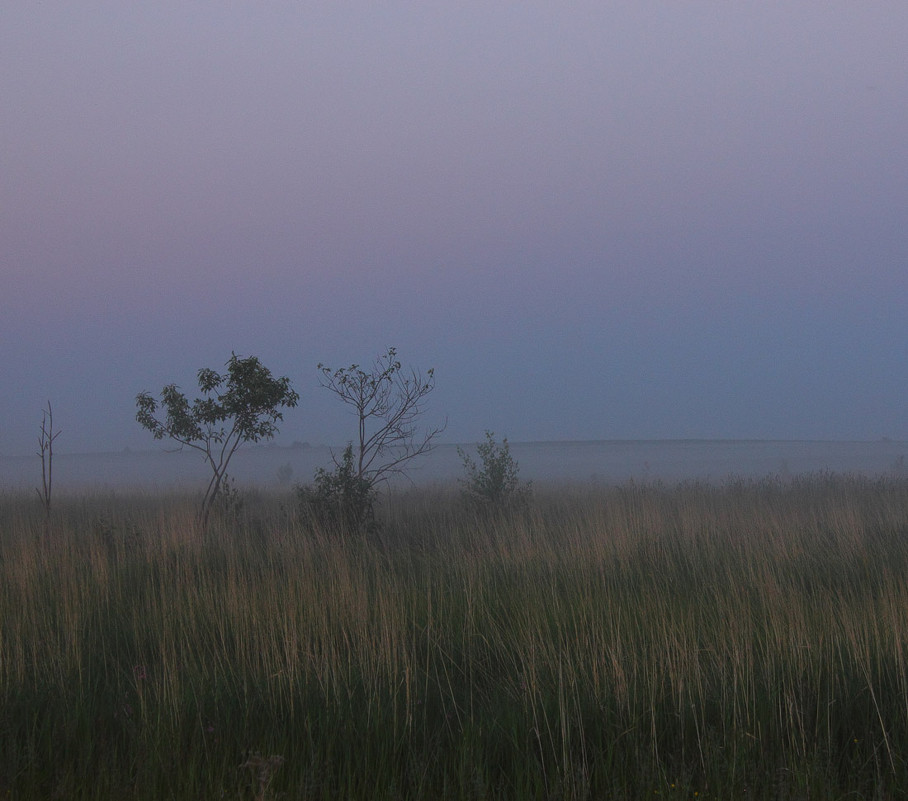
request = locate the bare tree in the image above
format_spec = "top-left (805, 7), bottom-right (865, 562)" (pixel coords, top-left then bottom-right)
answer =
top-left (36, 401), bottom-right (61, 518)
top-left (317, 347), bottom-right (445, 489)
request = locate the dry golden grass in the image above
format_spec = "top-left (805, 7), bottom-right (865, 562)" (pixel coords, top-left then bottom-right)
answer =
top-left (0, 474), bottom-right (907, 798)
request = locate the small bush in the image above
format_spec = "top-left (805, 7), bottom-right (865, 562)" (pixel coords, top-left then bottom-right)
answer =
top-left (458, 431), bottom-right (531, 507)
top-left (297, 444), bottom-right (377, 533)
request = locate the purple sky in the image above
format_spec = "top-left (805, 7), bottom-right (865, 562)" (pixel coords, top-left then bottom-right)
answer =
top-left (2, 3), bottom-right (907, 457)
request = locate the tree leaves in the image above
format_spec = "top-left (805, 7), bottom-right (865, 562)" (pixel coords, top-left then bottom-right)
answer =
top-left (135, 354), bottom-right (298, 527)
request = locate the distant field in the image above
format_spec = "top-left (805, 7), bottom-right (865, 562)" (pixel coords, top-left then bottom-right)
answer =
top-left (2, 475), bottom-right (908, 799)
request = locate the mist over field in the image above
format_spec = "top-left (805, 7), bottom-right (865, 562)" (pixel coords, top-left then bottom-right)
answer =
top-left (3, 439), bottom-right (907, 494)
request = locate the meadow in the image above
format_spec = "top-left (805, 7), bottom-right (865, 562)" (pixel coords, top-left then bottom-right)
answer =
top-left (1, 474), bottom-right (908, 799)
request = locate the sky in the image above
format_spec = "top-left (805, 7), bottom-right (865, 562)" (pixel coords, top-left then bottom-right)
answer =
top-left (2, 2), bottom-right (907, 457)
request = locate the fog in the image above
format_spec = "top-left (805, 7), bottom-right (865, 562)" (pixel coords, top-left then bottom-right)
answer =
top-left (4, 440), bottom-right (906, 495)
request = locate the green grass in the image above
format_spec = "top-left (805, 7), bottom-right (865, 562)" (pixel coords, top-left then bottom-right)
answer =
top-left (2, 474), bottom-right (908, 799)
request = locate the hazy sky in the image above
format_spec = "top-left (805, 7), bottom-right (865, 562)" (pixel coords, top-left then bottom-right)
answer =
top-left (3, 2), bottom-right (907, 456)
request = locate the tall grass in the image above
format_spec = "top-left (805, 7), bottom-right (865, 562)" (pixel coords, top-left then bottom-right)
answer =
top-left (1, 474), bottom-right (907, 799)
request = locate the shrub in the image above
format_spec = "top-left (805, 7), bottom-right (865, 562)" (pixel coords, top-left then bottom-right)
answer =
top-left (297, 444), bottom-right (377, 533)
top-left (458, 431), bottom-right (531, 507)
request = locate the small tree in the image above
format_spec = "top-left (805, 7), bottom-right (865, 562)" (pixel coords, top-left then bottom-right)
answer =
top-left (36, 401), bottom-right (61, 519)
top-left (136, 353), bottom-right (299, 527)
top-left (314, 347), bottom-right (444, 525)
top-left (458, 431), bottom-right (530, 507)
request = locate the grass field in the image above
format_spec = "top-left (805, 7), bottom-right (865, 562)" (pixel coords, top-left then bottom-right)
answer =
top-left (2, 474), bottom-right (908, 799)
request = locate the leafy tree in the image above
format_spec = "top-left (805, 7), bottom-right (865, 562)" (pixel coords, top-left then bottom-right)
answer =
top-left (458, 431), bottom-right (531, 507)
top-left (136, 353), bottom-right (298, 527)
top-left (313, 347), bottom-right (444, 527)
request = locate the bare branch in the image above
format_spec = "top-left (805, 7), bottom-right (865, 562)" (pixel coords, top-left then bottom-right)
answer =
top-left (314, 348), bottom-right (446, 529)
top-left (36, 401), bottom-right (61, 520)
